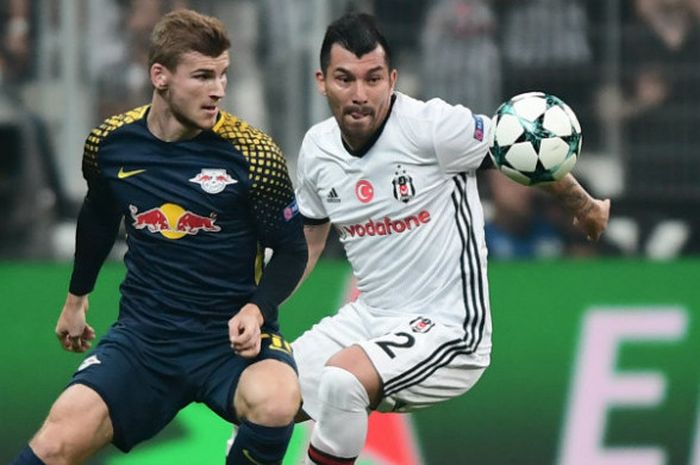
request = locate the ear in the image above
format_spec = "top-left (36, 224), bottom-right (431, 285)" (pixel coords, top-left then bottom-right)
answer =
top-left (150, 63), bottom-right (169, 91)
top-left (315, 70), bottom-right (327, 96)
top-left (389, 69), bottom-right (398, 93)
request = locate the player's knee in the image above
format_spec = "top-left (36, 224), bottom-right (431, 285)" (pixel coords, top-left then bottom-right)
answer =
top-left (30, 385), bottom-right (112, 464)
top-left (30, 409), bottom-right (79, 465)
top-left (318, 366), bottom-right (370, 412)
top-left (236, 361), bottom-right (301, 426)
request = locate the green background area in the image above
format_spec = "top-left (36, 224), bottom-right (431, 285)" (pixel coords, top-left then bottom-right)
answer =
top-left (1, 260), bottom-right (698, 465)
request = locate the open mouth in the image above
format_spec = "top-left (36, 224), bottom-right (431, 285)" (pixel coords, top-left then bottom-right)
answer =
top-left (346, 104), bottom-right (373, 120)
top-left (348, 110), bottom-right (371, 121)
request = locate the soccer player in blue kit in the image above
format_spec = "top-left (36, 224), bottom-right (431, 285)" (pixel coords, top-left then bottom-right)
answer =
top-left (10, 9), bottom-right (307, 465)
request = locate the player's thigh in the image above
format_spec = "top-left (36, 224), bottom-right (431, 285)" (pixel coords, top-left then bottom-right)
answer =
top-left (31, 384), bottom-right (112, 463)
top-left (291, 303), bottom-right (371, 420)
top-left (357, 316), bottom-right (489, 412)
top-left (69, 330), bottom-right (190, 452)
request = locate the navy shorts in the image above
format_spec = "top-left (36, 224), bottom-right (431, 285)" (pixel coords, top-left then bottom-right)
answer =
top-left (69, 322), bottom-right (296, 452)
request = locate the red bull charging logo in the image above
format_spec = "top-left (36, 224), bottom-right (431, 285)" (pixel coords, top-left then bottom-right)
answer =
top-left (129, 203), bottom-right (221, 240)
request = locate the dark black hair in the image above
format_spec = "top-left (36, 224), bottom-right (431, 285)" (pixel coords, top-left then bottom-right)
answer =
top-left (319, 12), bottom-right (392, 74)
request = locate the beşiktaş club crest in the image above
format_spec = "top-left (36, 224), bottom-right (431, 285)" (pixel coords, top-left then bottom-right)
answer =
top-left (190, 169), bottom-right (238, 194)
top-left (392, 165), bottom-right (415, 203)
top-left (410, 316), bottom-right (434, 333)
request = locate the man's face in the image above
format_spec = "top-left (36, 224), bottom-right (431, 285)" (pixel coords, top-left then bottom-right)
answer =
top-left (317, 44), bottom-right (397, 150)
top-left (156, 51), bottom-right (229, 131)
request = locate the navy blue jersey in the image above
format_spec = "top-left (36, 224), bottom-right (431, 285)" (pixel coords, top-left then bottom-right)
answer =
top-left (74, 106), bottom-right (306, 337)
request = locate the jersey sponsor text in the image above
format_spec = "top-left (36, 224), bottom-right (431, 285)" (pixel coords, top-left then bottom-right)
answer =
top-left (340, 210), bottom-right (431, 238)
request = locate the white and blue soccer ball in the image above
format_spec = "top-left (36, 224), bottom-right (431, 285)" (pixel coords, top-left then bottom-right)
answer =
top-left (488, 92), bottom-right (582, 186)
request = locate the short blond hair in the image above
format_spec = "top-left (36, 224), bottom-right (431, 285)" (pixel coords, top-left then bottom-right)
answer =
top-left (148, 9), bottom-right (230, 70)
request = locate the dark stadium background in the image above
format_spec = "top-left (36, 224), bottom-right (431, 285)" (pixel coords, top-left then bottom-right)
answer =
top-left (2, 1), bottom-right (699, 464)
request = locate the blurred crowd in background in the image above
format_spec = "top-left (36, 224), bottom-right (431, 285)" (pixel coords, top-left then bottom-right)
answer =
top-left (1, 0), bottom-right (699, 261)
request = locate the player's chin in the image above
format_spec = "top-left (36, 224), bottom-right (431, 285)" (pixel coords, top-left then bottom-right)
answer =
top-left (342, 121), bottom-right (373, 139)
top-left (198, 108), bottom-right (219, 129)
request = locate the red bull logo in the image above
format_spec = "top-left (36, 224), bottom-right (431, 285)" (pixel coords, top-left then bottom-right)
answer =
top-left (129, 203), bottom-right (221, 240)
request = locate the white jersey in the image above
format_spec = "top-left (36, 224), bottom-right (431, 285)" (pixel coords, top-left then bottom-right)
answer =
top-left (296, 92), bottom-right (492, 354)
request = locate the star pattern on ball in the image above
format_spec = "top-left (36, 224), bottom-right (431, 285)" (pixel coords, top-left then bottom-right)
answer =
top-left (488, 92), bottom-right (582, 185)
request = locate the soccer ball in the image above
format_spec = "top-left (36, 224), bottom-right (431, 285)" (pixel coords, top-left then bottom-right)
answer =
top-left (488, 92), bottom-right (582, 186)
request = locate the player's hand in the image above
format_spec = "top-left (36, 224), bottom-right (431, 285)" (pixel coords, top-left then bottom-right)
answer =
top-left (228, 304), bottom-right (264, 359)
top-left (573, 198), bottom-right (611, 242)
top-left (55, 293), bottom-right (96, 353)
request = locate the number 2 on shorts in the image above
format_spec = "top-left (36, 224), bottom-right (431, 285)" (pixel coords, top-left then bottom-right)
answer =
top-left (375, 332), bottom-right (415, 359)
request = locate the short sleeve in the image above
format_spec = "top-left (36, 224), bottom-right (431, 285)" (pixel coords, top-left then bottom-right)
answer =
top-left (247, 138), bottom-right (302, 247)
top-left (82, 124), bottom-right (120, 209)
top-left (431, 100), bottom-right (492, 175)
top-left (295, 134), bottom-right (328, 221)
top-left (83, 126), bottom-right (103, 185)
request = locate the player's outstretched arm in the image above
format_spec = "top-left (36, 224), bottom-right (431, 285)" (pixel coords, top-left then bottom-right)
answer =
top-left (56, 293), bottom-right (95, 352)
top-left (539, 173), bottom-right (611, 241)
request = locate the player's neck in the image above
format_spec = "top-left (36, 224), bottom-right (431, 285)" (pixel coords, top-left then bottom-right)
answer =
top-left (342, 133), bottom-right (371, 153)
top-left (147, 97), bottom-right (202, 142)
top-left (341, 119), bottom-right (385, 156)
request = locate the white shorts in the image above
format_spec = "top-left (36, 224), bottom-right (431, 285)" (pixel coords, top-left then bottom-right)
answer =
top-left (292, 300), bottom-right (490, 419)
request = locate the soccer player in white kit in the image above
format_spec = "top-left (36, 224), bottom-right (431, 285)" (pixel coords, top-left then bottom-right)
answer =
top-left (258, 12), bottom-right (608, 465)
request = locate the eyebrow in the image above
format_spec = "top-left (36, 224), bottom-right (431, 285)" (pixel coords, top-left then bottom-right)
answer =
top-left (192, 66), bottom-right (228, 74)
top-left (334, 65), bottom-right (385, 75)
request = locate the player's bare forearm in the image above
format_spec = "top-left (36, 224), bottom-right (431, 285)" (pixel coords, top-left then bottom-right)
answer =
top-left (300, 222), bottom-right (331, 284)
top-left (56, 293), bottom-right (95, 352)
top-left (540, 174), bottom-right (591, 214)
top-left (540, 174), bottom-right (611, 241)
